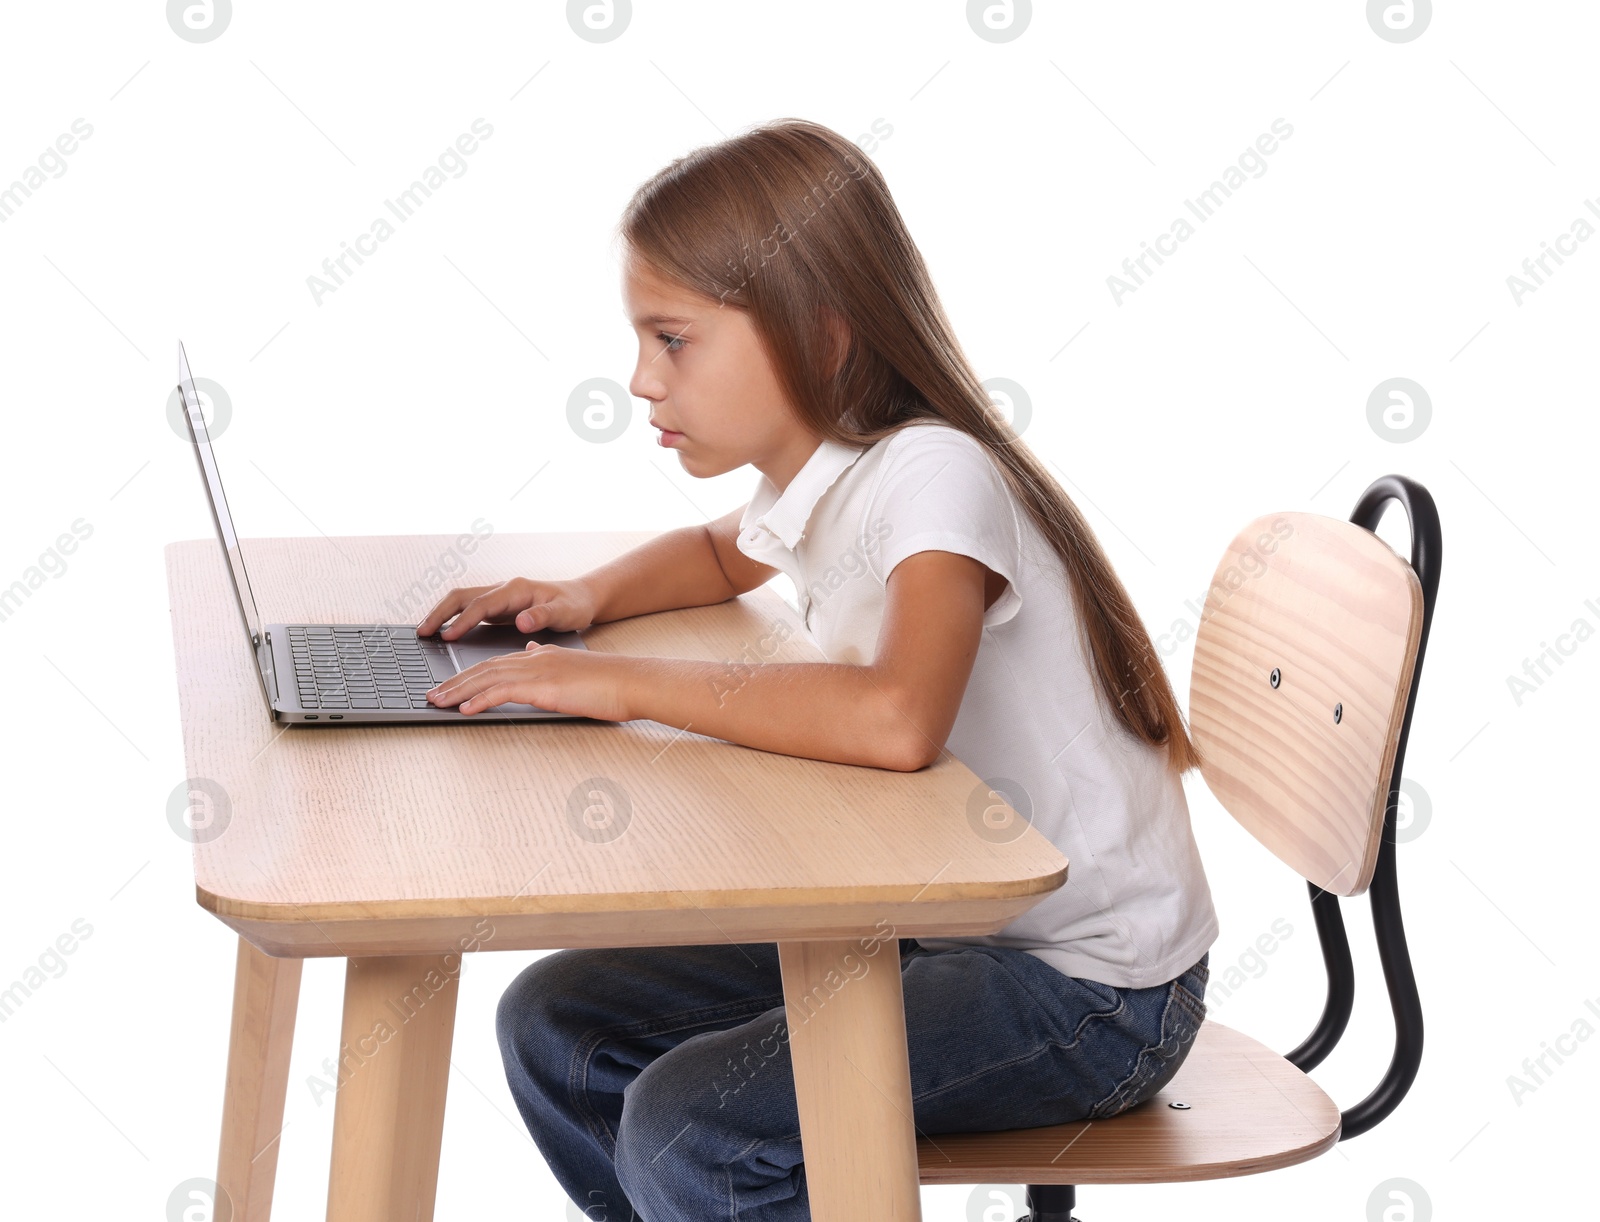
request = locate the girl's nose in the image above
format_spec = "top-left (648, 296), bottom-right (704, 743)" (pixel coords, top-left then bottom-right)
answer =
top-left (630, 362), bottom-right (665, 403)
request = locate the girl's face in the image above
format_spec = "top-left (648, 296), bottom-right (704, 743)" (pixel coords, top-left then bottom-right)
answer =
top-left (622, 256), bottom-right (821, 489)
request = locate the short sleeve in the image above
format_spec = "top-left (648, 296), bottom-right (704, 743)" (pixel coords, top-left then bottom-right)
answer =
top-left (865, 425), bottom-right (1025, 629)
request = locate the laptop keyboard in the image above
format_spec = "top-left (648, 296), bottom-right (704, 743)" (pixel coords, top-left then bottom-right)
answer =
top-left (289, 626), bottom-right (442, 710)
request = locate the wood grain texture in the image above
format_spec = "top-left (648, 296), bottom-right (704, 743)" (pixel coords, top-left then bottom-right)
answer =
top-left (165, 533), bottom-right (1069, 953)
top-left (781, 938), bottom-right (924, 1221)
top-left (324, 955), bottom-right (458, 1222)
top-left (215, 938), bottom-right (301, 1222)
top-left (914, 1021), bottom-right (1340, 1185)
top-left (1188, 513), bottom-right (1422, 896)
top-left (204, 895), bottom-right (1056, 959)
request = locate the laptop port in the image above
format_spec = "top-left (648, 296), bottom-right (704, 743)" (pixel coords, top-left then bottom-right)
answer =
top-left (305, 714), bottom-right (318, 720)
top-left (329, 714), bottom-right (344, 719)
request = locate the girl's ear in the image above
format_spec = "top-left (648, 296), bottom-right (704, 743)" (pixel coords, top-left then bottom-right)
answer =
top-left (821, 306), bottom-right (852, 379)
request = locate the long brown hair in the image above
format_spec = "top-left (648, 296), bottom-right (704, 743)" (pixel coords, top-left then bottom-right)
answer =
top-left (615, 117), bottom-right (1201, 773)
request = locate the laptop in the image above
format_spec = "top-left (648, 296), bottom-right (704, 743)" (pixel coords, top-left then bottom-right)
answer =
top-left (175, 341), bottom-right (590, 725)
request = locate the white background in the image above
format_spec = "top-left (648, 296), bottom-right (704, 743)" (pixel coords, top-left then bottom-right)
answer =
top-left (0, 2), bottom-right (1593, 1219)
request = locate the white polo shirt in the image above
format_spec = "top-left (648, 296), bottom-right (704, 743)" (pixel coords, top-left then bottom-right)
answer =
top-left (735, 420), bottom-right (1218, 989)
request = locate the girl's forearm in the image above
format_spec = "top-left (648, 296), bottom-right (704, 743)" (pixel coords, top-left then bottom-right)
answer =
top-left (582, 525), bottom-right (736, 624)
top-left (619, 654), bottom-right (932, 771)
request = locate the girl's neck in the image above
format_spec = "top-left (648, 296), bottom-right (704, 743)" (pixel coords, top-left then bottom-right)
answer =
top-left (758, 429), bottom-right (825, 494)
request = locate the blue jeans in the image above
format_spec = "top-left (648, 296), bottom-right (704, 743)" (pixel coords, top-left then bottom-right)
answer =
top-left (496, 939), bottom-right (1209, 1222)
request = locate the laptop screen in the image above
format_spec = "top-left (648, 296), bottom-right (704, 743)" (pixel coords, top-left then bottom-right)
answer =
top-left (178, 342), bottom-right (266, 651)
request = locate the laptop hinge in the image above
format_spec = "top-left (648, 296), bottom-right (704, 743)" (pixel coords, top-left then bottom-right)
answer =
top-left (260, 629), bottom-right (280, 704)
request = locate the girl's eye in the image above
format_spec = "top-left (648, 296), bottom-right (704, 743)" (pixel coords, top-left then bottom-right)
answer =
top-left (656, 331), bottom-right (686, 353)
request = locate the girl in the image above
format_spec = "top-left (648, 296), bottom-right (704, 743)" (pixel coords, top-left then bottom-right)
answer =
top-left (417, 117), bottom-right (1215, 1222)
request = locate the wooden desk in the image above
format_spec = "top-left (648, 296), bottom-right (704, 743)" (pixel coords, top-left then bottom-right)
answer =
top-left (165, 531), bottom-right (1069, 1222)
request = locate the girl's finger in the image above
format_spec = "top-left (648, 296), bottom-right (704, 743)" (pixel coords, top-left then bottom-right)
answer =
top-left (430, 655), bottom-right (535, 703)
top-left (440, 591), bottom-right (510, 639)
top-left (417, 588), bottom-right (474, 636)
top-left (460, 684), bottom-right (516, 714)
top-left (426, 663), bottom-right (485, 704)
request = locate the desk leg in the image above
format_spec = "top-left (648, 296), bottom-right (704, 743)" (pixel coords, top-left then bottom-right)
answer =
top-left (778, 938), bottom-right (923, 1222)
top-left (325, 954), bottom-right (459, 1222)
top-left (217, 937), bottom-right (303, 1222)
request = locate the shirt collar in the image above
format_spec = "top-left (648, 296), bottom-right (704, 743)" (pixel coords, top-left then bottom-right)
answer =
top-left (743, 437), bottom-right (866, 550)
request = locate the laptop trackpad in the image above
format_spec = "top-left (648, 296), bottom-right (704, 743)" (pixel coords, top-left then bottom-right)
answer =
top-left (437, 622), bottom-right (588, 678)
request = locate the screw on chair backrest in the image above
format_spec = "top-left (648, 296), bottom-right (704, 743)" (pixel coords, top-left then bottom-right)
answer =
top-left (1188, 511), bottom-right (1423, 896)
top-left (1184, 475), bottom-right (1442, 1138)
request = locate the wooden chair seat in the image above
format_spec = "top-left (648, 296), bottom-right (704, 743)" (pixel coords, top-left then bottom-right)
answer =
top-left (915, 1021), bottom-right (1340, 1187)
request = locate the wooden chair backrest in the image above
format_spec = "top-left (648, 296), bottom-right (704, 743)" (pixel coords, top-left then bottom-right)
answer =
top-left (1188, 512), bottom-right (1424, 896)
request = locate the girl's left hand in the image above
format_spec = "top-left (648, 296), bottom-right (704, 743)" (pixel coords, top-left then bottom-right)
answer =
top-left (427, 644), bottom-right (632, 721)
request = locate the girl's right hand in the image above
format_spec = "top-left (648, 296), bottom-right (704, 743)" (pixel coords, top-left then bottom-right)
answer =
top-left (416, 577), bottom-right (600, 640)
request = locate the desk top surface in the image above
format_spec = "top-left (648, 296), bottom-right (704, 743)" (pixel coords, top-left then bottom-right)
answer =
top-left (166, 531), bottom-right (1067, 940)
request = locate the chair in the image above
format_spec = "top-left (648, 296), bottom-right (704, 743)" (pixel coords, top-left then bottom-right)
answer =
top-left (915, 474), bottom-right (1441, 1220)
